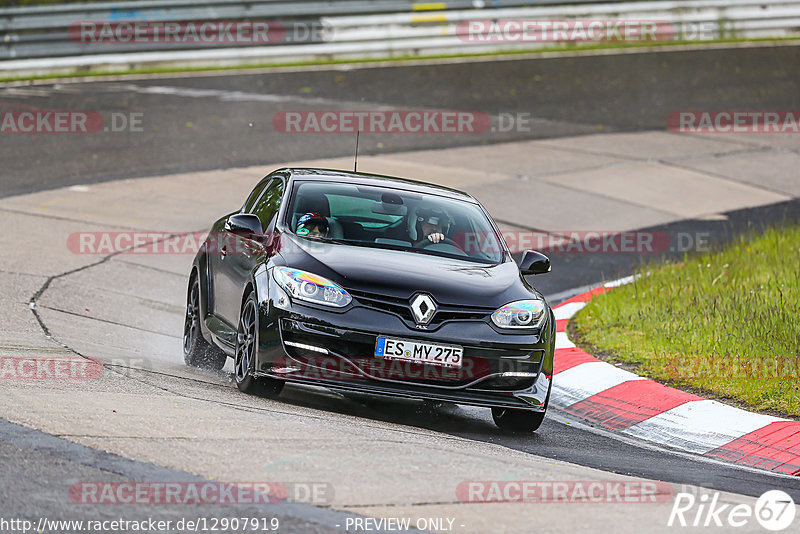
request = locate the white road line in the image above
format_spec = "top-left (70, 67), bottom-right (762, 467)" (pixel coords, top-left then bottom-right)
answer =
top-left (98, 83), bottom-right (383, 108)
top-left (0, 87), bottom-right (54, 97)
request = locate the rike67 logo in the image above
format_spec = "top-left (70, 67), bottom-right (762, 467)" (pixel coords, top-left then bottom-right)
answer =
top-left (668, 490), bottom-right (796, 530)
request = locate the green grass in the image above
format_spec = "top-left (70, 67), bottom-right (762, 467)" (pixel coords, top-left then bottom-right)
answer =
top-left (1, 36), bottom-right (799, 84)
top-left (571, 225), bottom-right (800, 418)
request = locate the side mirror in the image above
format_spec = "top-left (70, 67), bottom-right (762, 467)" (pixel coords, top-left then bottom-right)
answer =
top-left (519, 250), bottom-right (551, 275)
top-left (225, 214), bottom-right (263, 236)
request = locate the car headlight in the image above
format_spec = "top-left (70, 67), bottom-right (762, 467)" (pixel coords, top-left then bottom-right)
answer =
top-left (273, 267), bottom-right (352, 308)
top-left (491, 299), bottom-right (547, 329)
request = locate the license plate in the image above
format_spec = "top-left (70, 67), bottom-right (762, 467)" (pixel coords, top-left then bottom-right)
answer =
top-left (375, 337), bottom-right (463, 368)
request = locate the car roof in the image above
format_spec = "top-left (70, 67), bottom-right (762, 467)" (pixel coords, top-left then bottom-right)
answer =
top-left (279, 168), bottom-right (478, 203)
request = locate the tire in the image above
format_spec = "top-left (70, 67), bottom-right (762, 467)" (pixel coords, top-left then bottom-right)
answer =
top-left (234, 291), bottom-right (284, 398)
top-left (492, 381), bottom-right (551, 433)
top-left (492, 407), bottom-right (546, 433)
top-left (183, 275), bottom-right (227, 370)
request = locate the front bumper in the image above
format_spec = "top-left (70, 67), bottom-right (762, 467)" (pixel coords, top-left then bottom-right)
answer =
top-left (254, 284), bottom-right (555, 411)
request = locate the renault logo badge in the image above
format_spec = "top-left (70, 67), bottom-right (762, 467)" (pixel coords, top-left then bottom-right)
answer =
top-left (410, 293), bottom-right (436, 326)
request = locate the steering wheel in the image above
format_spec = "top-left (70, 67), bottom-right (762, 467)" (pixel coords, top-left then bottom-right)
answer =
top-left (418, 237), bottom-right (467, 254)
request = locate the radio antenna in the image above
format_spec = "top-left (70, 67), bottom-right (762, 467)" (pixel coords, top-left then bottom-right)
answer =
top-left (353, 130), bottom-right (360, 173)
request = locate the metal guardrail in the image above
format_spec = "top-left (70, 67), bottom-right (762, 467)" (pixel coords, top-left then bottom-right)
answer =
top-left (0, 0), bottom-right (545, 32)
top-left (0, 0), bottom-right (799, 74)
top-left (1, 0), bottom-right (547, 59)
top-left (327, 0), bottom-right (800, 46)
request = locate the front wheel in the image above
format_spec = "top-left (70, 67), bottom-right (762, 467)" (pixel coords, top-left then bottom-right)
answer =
top-left (493, 378), bottom-right (551, 432)
top-left (234, 292), bottom-right (284, 398)
top-left (492, 407), bottom-right (546, 433)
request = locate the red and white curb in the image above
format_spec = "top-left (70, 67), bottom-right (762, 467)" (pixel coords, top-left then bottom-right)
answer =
top-left (551, 277), bottom-right (800, 476)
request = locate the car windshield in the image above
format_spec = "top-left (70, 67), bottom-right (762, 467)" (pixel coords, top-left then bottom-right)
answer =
top-left (285, 180), bottom-right (506, 264)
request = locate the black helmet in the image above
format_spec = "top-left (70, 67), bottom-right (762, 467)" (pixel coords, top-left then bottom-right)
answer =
top-left (415, 205), bottom-right (451, 238)
top-left (417, 205), bottom-right (449, 226)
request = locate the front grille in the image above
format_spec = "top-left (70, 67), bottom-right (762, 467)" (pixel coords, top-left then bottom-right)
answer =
top-left (279, 318), bottom-right (544, 389)
top-left (348, 289), bottom-right (413, 321)
top-left (348, 288), bottom-right (493, 327)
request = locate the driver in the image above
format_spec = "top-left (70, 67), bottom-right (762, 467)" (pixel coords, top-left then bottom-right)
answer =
top-left (296, 212), bottom-right (329, 238)
top-left (414, 205), bottom-right (450, 246)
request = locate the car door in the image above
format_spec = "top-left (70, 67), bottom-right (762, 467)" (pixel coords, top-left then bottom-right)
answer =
top-left (213, 175), bottom-right (286, 326)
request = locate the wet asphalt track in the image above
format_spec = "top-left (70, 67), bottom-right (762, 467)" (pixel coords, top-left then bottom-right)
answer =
top-left (1, 45), bottom-right (800, 528)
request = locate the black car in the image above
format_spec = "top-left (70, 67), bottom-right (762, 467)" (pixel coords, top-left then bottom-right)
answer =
top-left (183, 168), bottom-right (555, 432)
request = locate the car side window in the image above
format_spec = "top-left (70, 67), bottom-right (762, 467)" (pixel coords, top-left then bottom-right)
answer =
top-left (242, 178), bottom-right (271, 213)
top-left (250, 178), bottom-right (285, 232)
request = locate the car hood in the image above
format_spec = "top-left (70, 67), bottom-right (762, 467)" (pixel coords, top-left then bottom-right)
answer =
top-left (277, 233), bottom-right (538, 307)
